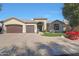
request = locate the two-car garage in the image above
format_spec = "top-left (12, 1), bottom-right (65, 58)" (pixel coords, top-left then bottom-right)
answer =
top-left (6, 25), bottom-right (35, 33)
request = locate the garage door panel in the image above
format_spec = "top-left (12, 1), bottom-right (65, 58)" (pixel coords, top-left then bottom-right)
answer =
top-left (6, 25), bottom-right (22, 33)
top-left (26, 25), bottom-right (34, 33)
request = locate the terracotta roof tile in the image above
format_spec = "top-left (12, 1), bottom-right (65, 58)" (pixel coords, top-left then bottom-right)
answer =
top-left (33, 18), bottom-right (47, 20)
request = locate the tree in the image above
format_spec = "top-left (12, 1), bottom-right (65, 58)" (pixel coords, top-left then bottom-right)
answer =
top-left (62, 3), bottom-right (79, 29)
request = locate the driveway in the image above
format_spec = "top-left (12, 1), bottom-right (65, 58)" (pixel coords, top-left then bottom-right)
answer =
top-left (0, 33), bottom-right (79, 56)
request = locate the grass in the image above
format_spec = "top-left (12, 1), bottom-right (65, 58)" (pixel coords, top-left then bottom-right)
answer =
top-left (42, 32), bottom-right (65, 37)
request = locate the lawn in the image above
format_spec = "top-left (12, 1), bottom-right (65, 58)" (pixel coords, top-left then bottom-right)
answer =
top-left (42, 32), bottom-right (65, 37)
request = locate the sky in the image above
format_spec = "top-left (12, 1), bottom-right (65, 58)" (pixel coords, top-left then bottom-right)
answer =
top-left (0, 3), bottom-right (64, 21)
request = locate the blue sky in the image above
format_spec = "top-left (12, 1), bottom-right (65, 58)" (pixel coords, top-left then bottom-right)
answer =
top-left (0, 3), bottom-right (64, 21)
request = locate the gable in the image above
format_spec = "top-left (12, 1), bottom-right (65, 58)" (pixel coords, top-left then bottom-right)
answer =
top-left (48, 20), bottom-right (65, 29)
top-left (4, 18), bottom-right (25, 25)
top-left (52, 21), bottom-right (62, 24)
top-left (51, 20), bottom-right (65, 25)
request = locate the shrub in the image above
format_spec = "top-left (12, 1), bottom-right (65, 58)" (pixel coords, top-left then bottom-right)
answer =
top-left (65, 31), bottom-right (79, 40)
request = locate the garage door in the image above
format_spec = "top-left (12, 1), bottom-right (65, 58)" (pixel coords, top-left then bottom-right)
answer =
top-left (6, 25), bottom-right (22, 33)
top-left (26, 25), bottom-right (34, 33)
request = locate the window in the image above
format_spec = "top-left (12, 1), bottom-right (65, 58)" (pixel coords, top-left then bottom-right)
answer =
top-left (54, 24), bottom-right (59, 30)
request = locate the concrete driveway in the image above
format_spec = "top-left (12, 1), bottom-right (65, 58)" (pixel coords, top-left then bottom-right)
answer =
top-left (0, 33), bottom-right (79, 55)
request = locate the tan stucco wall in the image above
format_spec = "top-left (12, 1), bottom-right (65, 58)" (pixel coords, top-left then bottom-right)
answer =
top-left (4, 19), bottom-right (25, 25)
top-left (33, 20), bottom-right (47, 31)
top-left (33, 20), bottom-right (47, 22)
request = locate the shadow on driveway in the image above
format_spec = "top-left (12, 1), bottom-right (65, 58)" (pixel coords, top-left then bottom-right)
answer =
top-left (0, 41), bottom-right (79, 56)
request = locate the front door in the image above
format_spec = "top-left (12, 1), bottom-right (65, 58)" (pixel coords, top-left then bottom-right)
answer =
top-left (54, 24), bottom-right (59, 33)
top-left (37, 22), bottom-right (43, 32)
top-left (37, 25), bottom-right (42, 31)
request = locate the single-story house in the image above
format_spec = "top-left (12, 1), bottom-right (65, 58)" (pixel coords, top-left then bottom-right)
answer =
top-left (0, 17), bottom-right (68, 33)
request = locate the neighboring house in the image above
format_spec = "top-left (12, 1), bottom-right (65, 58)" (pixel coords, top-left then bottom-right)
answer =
top-left (48, 20), bottom-right (66, 33)
top-left (0, 17), bottom-right (67, 33)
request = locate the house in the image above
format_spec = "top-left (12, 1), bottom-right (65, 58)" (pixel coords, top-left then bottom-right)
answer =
top-left (48, 20), bottom-right (66, 33)
top-left (0, 17), bottom-right (67, 33)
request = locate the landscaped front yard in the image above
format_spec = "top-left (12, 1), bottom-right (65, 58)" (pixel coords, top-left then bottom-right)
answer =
top-left (42, 32), bottom-right (65, 37)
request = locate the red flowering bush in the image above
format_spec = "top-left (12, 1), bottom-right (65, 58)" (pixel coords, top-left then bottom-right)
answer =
top-left (65, 31), bottom-right (79, 40)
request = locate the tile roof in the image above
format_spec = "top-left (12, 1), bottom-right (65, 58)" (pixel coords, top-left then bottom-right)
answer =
top-left (33, 18), bottom-right (47, 20)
